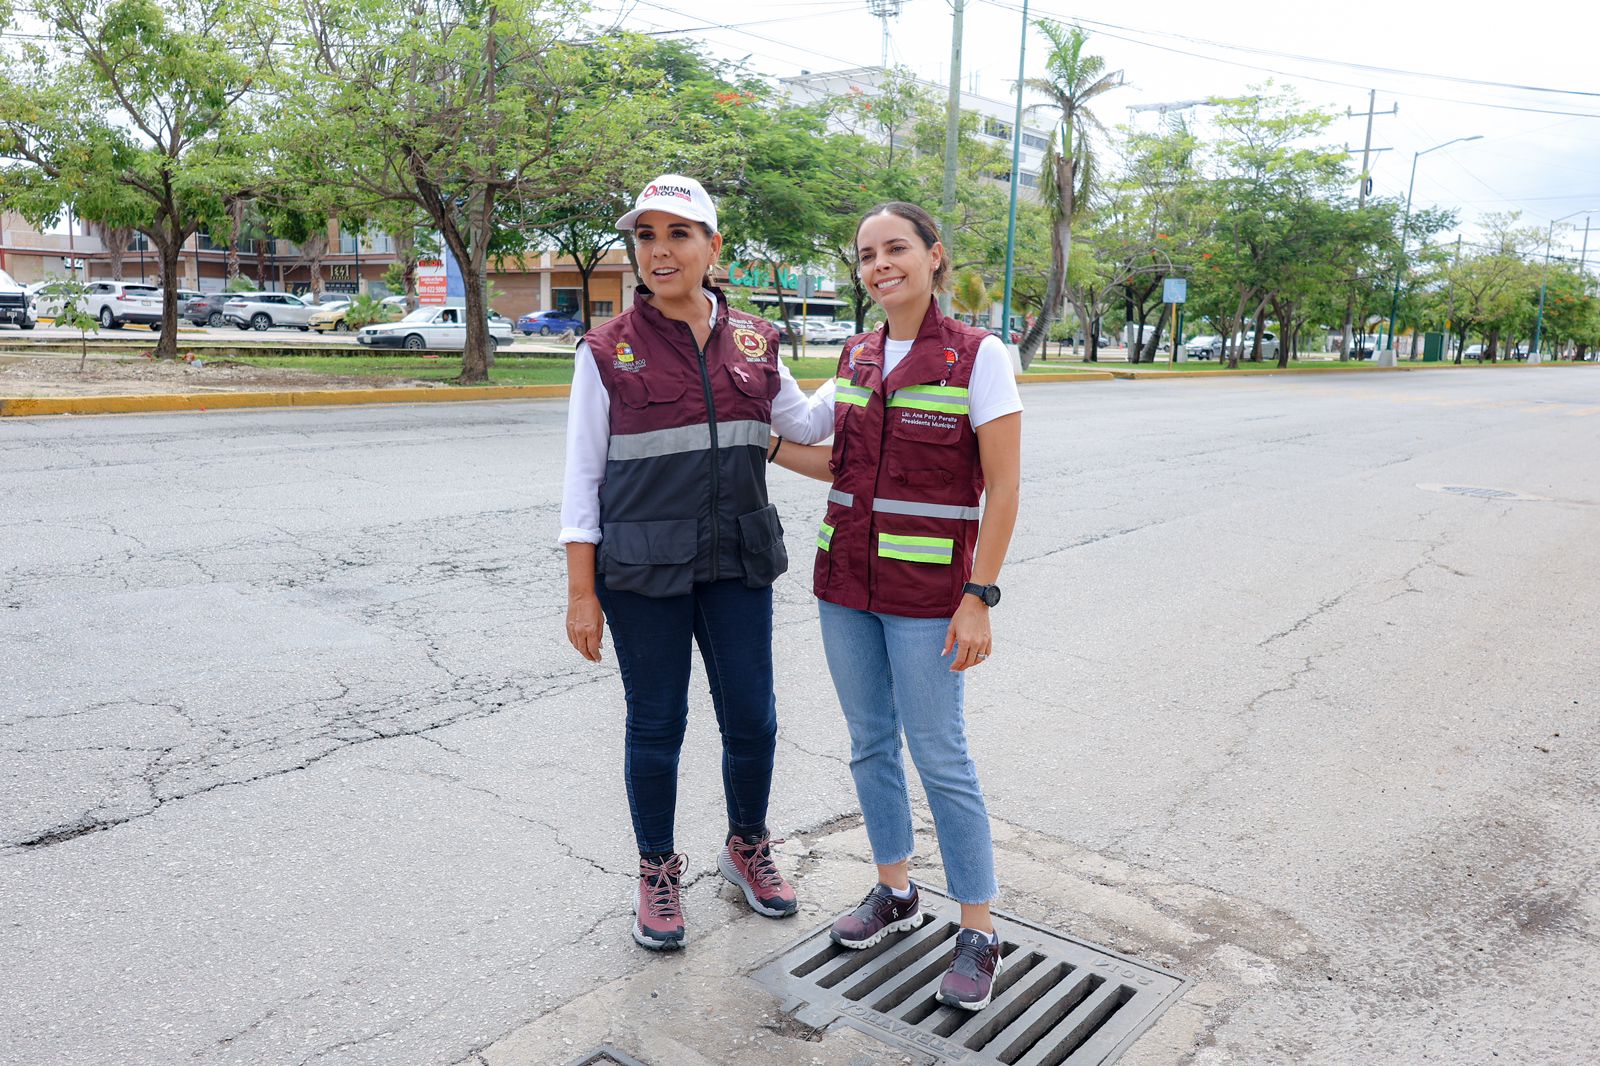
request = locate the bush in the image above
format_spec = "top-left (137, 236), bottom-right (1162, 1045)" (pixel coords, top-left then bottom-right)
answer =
top-left (345, 293), bottom-right (399, 329)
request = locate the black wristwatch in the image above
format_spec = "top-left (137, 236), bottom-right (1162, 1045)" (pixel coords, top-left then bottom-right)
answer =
top-left (963, 582), bottom-right (1001, 607)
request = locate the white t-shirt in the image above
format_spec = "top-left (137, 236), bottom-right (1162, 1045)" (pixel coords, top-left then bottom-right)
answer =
top-left (808, 333), bottom-right (1023, 428)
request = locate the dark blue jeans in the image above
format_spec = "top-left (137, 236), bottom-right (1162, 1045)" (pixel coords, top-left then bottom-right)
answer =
top-left (597, 577), bottom-right (777, 855)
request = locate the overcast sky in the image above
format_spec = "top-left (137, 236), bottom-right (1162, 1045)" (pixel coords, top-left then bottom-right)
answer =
top-left (602, 0), bottom-right (1600, 261)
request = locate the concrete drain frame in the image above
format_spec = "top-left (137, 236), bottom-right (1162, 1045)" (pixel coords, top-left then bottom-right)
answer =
top-left (564, 1047), bottom-right (651, 1066)
top-left (752, 886), bottom-right (1187, 1066)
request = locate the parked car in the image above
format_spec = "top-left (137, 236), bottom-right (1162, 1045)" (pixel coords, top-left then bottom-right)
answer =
top-left (987, 327), bottom-right (1021, 344)
top-left (307, 299), bottom-right (354, 333)
top-left (168, 288), bottom-right (203, 310)
top-left (0, 268), bottom-right (36, 330)
top-left (807, 320), bottom-right (853, 343)
top-left (223, 291), bottom-right (317, 331)
top-left (1461, 343), bottom-right (1485, 360)
top-left (82, 280), bottom-right (162, 329)
top-left (357, 305), bottom-right (513, 350)
top-left (182, 292), bottom-right (231, 327)
top-left (516, 309), bottom-right (585, 336)
top-left (1189, 332), bottom-right (1280, 359)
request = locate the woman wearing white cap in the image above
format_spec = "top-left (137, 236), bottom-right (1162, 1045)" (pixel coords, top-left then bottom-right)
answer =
top-left (559, 174), bottom-right (834, 951)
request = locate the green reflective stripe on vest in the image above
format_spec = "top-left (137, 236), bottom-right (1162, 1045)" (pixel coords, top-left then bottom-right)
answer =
top-left (888, 384), bottom-right (970, 415)
top-left (817, 520), bottom-right (834, 551)
top-left (834, 377), bottom-right (872, 408)
top-left (877, 532), bottom-right (954, 564)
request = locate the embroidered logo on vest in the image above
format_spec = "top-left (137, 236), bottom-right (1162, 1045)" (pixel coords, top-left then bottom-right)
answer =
top-left (614, 342), bottom-right (645, 371)
top-left (732, 326), bottom-right (768, 361)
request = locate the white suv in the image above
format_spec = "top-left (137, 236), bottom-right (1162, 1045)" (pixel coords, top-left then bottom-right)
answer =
top-left (82, 281), bottom-right (162, 330)
top-left (223, 292), bottom-right (316, 331)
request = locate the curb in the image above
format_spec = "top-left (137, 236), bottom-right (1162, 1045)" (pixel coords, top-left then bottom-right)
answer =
top-left (0, 384), bottom-right (572, 418)
top-left (1, 362), bottom-right (1589, 418)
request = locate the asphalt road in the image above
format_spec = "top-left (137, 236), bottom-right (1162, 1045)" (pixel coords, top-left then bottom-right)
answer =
top-left (2, 368), bottom-right (1596, 1066)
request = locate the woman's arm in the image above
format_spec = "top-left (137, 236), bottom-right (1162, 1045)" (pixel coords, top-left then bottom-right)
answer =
top-left (944, 411), bottom-right (1021, 671)
top-left (561, 345), bottom-right (608, 662)
top-left (768, 436), bottom-right (835, 483)
top-left (566, 543), bottom-right (605, 662)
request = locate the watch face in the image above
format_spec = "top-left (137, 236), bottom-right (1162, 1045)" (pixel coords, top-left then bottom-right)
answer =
top-left (984, 585), bottom-right (1001, 607)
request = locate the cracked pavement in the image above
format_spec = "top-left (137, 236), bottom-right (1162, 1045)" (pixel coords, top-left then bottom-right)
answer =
top-left (3, 370), bottom-right (1598, 1065)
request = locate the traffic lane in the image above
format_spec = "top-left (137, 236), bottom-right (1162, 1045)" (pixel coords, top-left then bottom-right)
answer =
top-left (1, 369), bottom-right (1597, 1065)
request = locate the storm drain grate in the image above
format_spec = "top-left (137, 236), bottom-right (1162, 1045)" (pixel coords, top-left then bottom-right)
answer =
top-left (564, 1047), bottom-right (651, 1066)
top-left (752, 886), bottom-right (1186, 1066)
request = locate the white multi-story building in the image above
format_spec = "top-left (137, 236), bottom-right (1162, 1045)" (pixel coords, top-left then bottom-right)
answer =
top-left (779, 66), bottom-right (1054, 196)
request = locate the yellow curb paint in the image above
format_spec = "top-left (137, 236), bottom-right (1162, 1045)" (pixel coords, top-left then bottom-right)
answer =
top-left (0, 384), bottom-right (572, 418)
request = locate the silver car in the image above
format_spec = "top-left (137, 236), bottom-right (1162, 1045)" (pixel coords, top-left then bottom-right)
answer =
top-left (223, 291), bottom-right (317, 331)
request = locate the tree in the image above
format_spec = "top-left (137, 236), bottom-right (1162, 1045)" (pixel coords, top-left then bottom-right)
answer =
top-left (951, 268), bottom-right (997, 320)
top-left (0, 0), bottom-right (269, 358)
top-left (280, 1), bottom-right (670, 383)
top-left (1017, 21), bottom-right (1123, 367)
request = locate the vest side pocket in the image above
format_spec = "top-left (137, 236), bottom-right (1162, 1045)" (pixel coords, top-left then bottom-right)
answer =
top-left (599, 518), bottom-right (698, 598)
top-left (735, 504), bottom-right (789, 588)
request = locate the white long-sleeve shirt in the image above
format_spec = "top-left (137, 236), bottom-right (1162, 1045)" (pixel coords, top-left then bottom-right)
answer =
top-left (558, 292), bottom-right (834, 544)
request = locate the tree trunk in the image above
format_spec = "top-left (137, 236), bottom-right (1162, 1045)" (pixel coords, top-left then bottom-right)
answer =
top-left (152, 228), bottom-right (181, 360)
top-left (1338, 294), bottom-right (1355, 362)
top-left (1486, 327), bottom-right (1500, 362)
top-left (1019, 144), bottom-right (1075, 369)
top-left (578, 260), bottom-right (595, 335)
top-left (1140, 309), bottom-right (1165, 362)
top-left (1249, 306), bottom-right (1266, 361)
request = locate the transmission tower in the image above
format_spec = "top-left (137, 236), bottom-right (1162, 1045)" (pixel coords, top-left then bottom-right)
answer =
top-left (866, 0), bottom-right (904, 70)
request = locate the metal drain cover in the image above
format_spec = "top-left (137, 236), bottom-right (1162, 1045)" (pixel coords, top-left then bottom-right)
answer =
top-left (752, 887), bottom-right (1186, 1065)
top-left (564, 1047), bottom-right (651, 1066)
top-left (1417, 483), bottom-right (1549, 502)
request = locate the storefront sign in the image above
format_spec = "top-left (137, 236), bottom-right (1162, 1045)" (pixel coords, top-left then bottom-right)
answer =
top-left (417, 257), bottom-right (447, 306)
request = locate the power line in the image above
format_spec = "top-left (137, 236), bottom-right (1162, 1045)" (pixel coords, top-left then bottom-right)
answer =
top-left (976, 0), bottom-right (1600, 121)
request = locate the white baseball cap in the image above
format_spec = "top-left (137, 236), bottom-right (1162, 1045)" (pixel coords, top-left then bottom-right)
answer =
top-left (615, 174), bottom-right (718, 233)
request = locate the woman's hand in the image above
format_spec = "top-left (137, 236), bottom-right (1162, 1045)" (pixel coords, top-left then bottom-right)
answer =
top-left (566, 590), bottom-right (605, 662)
top-left (943, 596), bottom-right (991, 672)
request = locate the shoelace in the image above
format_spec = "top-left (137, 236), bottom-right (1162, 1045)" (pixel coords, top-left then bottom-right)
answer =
top-left (850, 883), bottom-right (895, 919)
top-left (950, 933), bottom-right (993, 979)
top-left (730, 836), bottom-right (788, 892)
top-left (640, 853), bottom-right (687, 920)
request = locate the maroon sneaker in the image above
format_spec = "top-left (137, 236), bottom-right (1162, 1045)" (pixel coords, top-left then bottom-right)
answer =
top-left (633, 852), bottom-right (687, 951)
top-left (718, 834), bottom-right (798, 918)
top-left (829, 882), bottom-right (922, 949)
top-left (937, 928), bottom-right (1004, 1010)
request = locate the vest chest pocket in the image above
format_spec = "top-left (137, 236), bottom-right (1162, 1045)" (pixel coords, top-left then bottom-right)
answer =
top-left (886, 384), bottom-right (969, 445)
top-left (599, 517), bottom-right (698, 598)
top-left (614, 371), bottom-right (687, 409)
top-left (725, 361), bottom-right (780, 401)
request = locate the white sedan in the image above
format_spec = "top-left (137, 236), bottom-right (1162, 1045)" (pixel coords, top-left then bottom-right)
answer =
top-left (356, 306), bottom-right (514, 351)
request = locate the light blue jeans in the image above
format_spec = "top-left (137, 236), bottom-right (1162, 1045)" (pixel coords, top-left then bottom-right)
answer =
top-left (817, 598), bottom-right (998, 904)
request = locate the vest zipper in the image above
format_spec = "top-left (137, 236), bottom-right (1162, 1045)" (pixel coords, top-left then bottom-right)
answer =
top-left (693, 329), bottom-right (721, 581)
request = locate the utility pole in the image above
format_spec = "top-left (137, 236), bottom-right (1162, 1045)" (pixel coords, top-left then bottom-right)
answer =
top-left (939, 0), bottom-right (965, 314)
top-left (999, 0), bottom-right (1028, 353)
top-left (1341, 90), bottom-right (1397, 359)
top-left (1446, 234), bottom-right (1462, 361)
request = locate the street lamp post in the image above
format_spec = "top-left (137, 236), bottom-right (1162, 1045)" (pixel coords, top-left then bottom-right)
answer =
top-left (1385, 134), bottom-right (1482, 358)
top-left (999, 0), bottom-right (1028, 357)
top-left (1533, 208), bottom-right (1597, 361)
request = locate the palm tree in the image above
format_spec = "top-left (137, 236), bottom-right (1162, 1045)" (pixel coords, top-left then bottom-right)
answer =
top-left (951, 268), bottom-right (998, 322)
top-left (1018, 21), bottom-right (1123, 366)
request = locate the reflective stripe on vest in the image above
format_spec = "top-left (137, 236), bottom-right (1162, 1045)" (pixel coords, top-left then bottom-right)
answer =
top-left (827, 488), bottom-right (854, 508)
top-left (817, 520), bottom-right (834, 551)
top-left (877, 532), bottom-right (954, 564)
top-left (834, 377), bottom-right (872, 408)
top-left (887, 384), bottom-right (970, 415)
top-left (608, 419), bottom-right (771, 461)
top-left (872, 497), bottom-right (981, 521)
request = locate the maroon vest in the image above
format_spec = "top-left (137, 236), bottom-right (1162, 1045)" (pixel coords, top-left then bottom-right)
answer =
top-left (585, 287), bottom-right (786, 598)
top-left (813, 299), bottom-right (986, 618)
